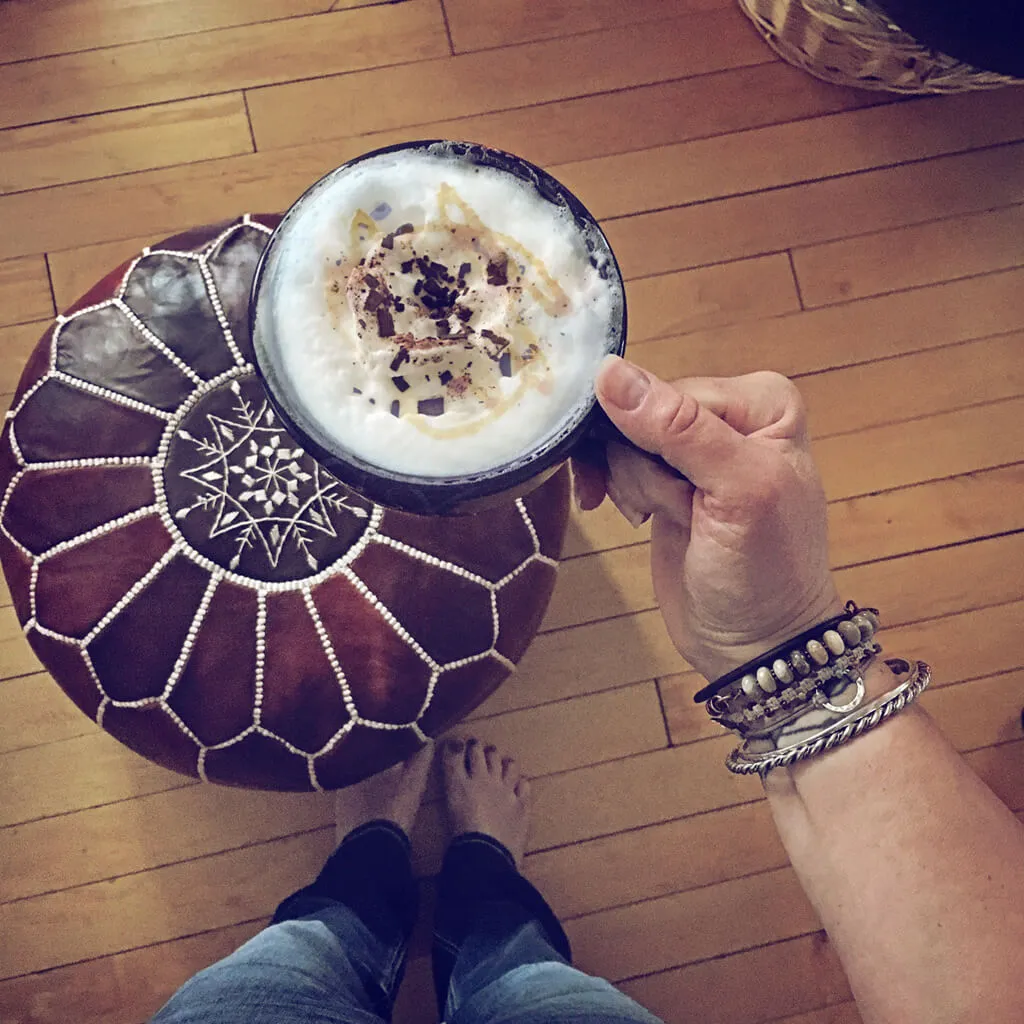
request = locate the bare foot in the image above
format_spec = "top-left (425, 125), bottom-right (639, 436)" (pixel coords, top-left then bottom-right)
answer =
top-left (442, 737), bottom-right (531, 866)
top-left (334, 742), bottom-right (433, 843)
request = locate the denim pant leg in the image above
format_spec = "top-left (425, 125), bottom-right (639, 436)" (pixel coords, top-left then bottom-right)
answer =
top-left (151, 820), bottom-right (418, 1024)
top-left (435, 833), bottom-right (664, 1024)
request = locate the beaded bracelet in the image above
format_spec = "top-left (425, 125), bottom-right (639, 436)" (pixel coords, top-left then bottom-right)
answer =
top-left (693, 601), bottom-right (881, 703)
top-left (707, 639), bottom-right (882, 737)
top-left (725, 658), bottom-right (931, 776)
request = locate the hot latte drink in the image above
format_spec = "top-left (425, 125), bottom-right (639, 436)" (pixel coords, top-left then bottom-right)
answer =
top-left (257, 143), bottom-right (625, 479)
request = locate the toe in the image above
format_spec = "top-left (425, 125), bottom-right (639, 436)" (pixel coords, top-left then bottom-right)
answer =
top-left (484, 744), bottom-right (500, 775)
top-left (464, 738), bottom-right (487, 777)
top-left (501, 756), bottom-right (520, 785)
top-left (514, 777), bottom-right (532, 803)
top-left (442, 738), bottom-right (467, 780)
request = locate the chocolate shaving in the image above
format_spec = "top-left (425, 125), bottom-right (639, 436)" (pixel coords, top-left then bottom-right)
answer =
top-left (418, 397), bottom-right (445, 417)
top-left (486, 253), bottom-right (509, 286)
top-left (439, 370), bottom-right (453, 385)
top-left (459, 261), bottom-right (471, 279)
top-left (364, 289), bottom-right (385, 313)
top-left (391, 376), bottom-right (410, 392)
top-left (498, 352), bottom-right (512, 377)
top-left (376, 307), bottom-right (395, 338)
top-left (381, 233), bottom-right (395, 250)
top-left (395, 223), bottom-right (414, 236)
top-left (401, 260), bottom-right (414, 274)
top-left (390, 400), bottom-right (401, 418)
top-left (390, 348), bottom-right (410, 372)
top-left (352, 387), bottom-right (362, 395)
top-left (456, 305), bottom-right (473, 322)
top-left (364, 274), bottom-right (379, 289)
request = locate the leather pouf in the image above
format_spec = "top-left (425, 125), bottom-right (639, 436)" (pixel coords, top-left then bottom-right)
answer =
top-left (0, 216), bottom-right (569, 791)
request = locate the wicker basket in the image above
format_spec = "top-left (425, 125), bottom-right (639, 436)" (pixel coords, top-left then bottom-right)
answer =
top-left (738, 0), bottom-right (1023, 93)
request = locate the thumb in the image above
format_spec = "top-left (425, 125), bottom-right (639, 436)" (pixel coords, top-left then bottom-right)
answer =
top-left (595, 355), bottom-right (748, 495)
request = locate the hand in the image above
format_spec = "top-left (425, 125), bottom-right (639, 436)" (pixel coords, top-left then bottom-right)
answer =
top-left (573, 356), bottom-right (843, 681)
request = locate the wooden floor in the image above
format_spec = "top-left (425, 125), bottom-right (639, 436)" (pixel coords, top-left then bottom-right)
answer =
top-left (2, 2), bottom-right (1023, 1022)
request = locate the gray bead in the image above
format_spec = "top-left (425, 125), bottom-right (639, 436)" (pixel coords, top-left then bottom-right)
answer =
top-left (773, 658), bottom-right (794, 684)
top-left (807, 639), bottom-right (829, 666)
top-left (741, 674), bottom-right (758, 696)
top-left (756, 666), bottom-right (777, 693)
top-left (838, 620), bottom-right (861, 647)
top-left (790, 651), bottom-right (811, 676)
top-left (823, 629), bottom-right (845, 656)
top-left (851, 613), bottom-right (875, 641)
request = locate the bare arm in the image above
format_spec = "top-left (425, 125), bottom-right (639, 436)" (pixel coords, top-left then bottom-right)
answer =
top-left (579, 358), bottom-right (1024, 1023)
top-left (766, 658), bottom-right (1024, 1023)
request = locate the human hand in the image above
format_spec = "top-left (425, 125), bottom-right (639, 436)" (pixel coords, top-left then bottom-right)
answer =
top-left (573, 356), bottom-right (843, 681)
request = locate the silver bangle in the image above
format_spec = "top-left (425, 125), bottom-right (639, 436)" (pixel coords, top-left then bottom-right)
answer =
top-left (726, 660), bottom-right (931, 776)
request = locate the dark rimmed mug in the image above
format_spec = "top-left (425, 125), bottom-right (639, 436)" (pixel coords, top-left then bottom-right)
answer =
top-left (250, 139), bottom-right (632, 516)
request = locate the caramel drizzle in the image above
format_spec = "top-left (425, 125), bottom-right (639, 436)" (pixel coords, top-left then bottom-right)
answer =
top-left (336, 183), bottom-right (572, 439)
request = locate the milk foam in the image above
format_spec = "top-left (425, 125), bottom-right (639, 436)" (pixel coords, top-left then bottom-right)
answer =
top-left (265, 145), bottom-right (623, 477)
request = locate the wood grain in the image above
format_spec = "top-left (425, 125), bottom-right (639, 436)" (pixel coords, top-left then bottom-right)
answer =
top-left (443, 0), bottom-right (730, 53)
top-left (246, 10), bottom-right (769, 150)
top-left (620, 933), bottom-right (851, 1024)
top-left (0, 0), bottom-right (372, 64)
top-left (557, 89), bottom-right (1024, 221)
top-left (792, 203), bottom-right (1024, 307)
top-left (0, 319), bottom-right (49, 397)
top-left (629, 267), bottom-right (1024, 383)
top-left (0, 256), bottom-right (52, 327)
top-left (605, 142), bottom-right (1024, 280)
top-left (0, 0), bottom-right (449, 131)
top-left (0, 95), bottom-right (254, 195)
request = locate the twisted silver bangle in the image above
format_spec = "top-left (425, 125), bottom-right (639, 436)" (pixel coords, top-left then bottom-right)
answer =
top-left (726, 660), bottom-right (931, 776)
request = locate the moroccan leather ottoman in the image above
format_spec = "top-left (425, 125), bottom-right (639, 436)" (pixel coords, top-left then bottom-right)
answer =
top-left (0, 216), bottom-right (569, 791)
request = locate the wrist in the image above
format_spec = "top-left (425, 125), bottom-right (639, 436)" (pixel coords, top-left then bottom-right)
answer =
top-left (696, 590), bottom-right (846, 682)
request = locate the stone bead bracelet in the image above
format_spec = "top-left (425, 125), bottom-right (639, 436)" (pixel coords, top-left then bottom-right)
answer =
top-left (694, 602), bottom-right (881, 704)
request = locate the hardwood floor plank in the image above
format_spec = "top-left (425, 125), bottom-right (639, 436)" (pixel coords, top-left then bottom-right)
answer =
top-left (663, 600), bottom-right (1024, 744)
top-left (0, 1), bottom-right (350, 64)
top-left (0, 256), bottom-right (52, 327)
top-left (815, 398), bottom-right (1024, 503)
top-left (561, 500), bottom-right (652, 560)
top-left (470, 609), bottom-right (685, 718)
top-left (620, 933), bottom-right (851, 1024)
top-left (1, 731), bottom-right (193, 828)
top-left (627, 254), bottom-right (800, 343)
top-left (443, 0), bottom-right (729, 53)
top-left (629, 267), bottom-right (1024, 382)
top-left (246, 10), bottom-right (770, 151)
top-left (605, 142), bottom-right (1024, 280)
top-left (567, 866), bottom-right (819, 981)
top-left (798, 332), bottom-right (1024, 440)
top-left (542, 530), bottom-right (1024, 634)
top-left (921, 670), bottom-right (1024, 752)
top-left (526, 736), bottom-right (761, 850)
top-left (0, 831), bottom-right (336, 979)
top-left (29, 59), bottom-right (887, 274)
top-left (792, 203), bottom-right (1024, 308)
top-left (835, 532), bottom-right (1024, 629)
top-left (0, 605), bottom-right (44, 679)
top-left (826, 463), bottom-right (1024, 565)
top-left (556, 90), bottom-right (1024, 221)
top-left (0, 783), bottom-right (332, 903)
top-left (0, 319), bottom-right (47, 398)
top-left (0, 95), bottom-right (254, 195)
top-left (0, 0), bottom-right (449, 132)
top-left (0, 921), bottom-right (265, 1024)
top-left (1, 684), bottom-right (663, 900)
top-left (526, 801), bottom-right (785, 920)
top-left (0, 672), bottom-right (95, 755)
top-left (964, 739), bottom-right (1024, 811)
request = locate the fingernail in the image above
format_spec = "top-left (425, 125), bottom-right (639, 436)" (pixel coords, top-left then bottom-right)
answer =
top-left (600, 355), bottom-right (649, 411)
top-left (625, 508), bottom-right (651, 529)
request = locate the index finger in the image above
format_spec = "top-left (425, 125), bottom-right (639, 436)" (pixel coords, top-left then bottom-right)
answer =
top-left (672, 371), bottom-right (809, 443)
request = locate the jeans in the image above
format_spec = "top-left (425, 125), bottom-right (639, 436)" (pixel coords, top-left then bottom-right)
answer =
top-left (151, 820), bottom-right (664, 1024)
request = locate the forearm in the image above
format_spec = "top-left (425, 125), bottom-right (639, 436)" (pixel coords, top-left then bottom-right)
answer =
top-left (764, 657), bottom-right (1024, 1023)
